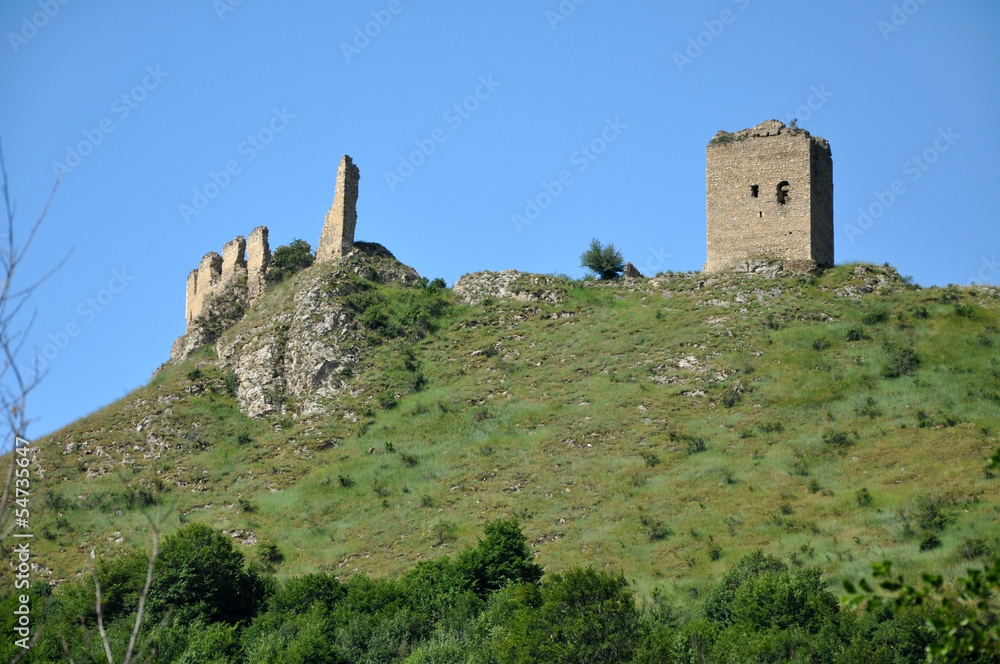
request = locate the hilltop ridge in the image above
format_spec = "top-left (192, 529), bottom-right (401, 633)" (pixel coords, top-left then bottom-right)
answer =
top-left (24, 259), bottom-right (1000, 602)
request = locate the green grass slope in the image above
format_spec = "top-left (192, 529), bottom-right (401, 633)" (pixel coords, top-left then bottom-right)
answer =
top-left (23, 263), bottom-right (1000, 603)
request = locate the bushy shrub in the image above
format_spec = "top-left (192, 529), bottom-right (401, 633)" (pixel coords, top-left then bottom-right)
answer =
top-left (822, 429), bottom-right (854, 450)
top-left (862, 309), bottom-right (889, 325)
top-left (266, 239), bottom-right (315, 284)
top-left (641, 516), bottom-right (673, 542)
top-left (882, 342), bottom-right (921, 378)
top-left (915, 496), bottom-right (952, 533)
top-left (812, 337), bottom-right (832, 351)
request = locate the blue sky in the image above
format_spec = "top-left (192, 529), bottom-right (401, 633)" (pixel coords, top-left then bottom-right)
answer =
top-left (1, 0), bottom-right (998, 438)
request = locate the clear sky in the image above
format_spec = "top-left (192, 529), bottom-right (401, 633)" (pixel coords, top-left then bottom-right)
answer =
top-left (1, 0), bottom-right (998, 438)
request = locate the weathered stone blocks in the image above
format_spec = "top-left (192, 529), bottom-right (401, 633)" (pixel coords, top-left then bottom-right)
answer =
top-left (247, 226), bottom-right (271, 304)
top-left (705, 120), bottom-right (833, 273)
top-left (183, 231), bottom-right (270, 333)
top-left (316, 155), bottom-right (360, 263)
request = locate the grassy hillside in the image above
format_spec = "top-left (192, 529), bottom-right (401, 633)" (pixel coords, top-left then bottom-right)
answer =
top-left (23, 262), bottom-right (1000, 603)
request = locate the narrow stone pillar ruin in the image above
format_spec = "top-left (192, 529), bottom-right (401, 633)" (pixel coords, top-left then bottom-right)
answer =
top-left (221, 236), bottom-right (248, 287)
top-left (185, 270), bottom-right (199, 332)
top-left (316, 155), bottom-right (360, 263)
top-left (247, 226), bottom-right (271, 304)
top-left (190, 252), bottom-right (222, 326)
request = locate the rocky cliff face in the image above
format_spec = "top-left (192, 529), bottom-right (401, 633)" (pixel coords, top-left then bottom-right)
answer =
top-left (172, 242), bottom-right (419, 419)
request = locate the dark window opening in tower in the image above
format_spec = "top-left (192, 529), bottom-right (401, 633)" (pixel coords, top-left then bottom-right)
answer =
top-left (776, 181), bottom-right (790, 205)
top-left (750, 184), bottom-right (759, 198)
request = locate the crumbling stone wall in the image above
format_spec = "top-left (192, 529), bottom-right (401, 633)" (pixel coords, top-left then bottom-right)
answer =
top-left (705, 120), bottom-right (833, 273)
top-left (181, 153), bottom-right (362, 339)
top-left (184, 229), bottom-right (271, 333)
top-left (221, 236), bottom-right (248, 287)
top-left (247, 226), bottom-right (271, 303)
top-left (316, 155), bottom-right (360, 263)
top-left (185, 270), bottom-right (198, 330)
top-left (188, 252), bottom-right (222, 331)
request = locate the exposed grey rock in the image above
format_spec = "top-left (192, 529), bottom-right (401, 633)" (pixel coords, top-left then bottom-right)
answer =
top-left (453, 270), bottom-right (567, 306)
top-left (214, 244), bottom-right (419, 419)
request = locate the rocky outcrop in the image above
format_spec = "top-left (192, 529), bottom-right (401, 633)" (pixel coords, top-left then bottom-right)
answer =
top-left (172, 274), bottom-right (249, 361)
top-left (835, 264), bottom-right (907, 299)
top-left (453, 270), bottom-right (568, 306)
top-left (215, 243), bottom-right (419, 418)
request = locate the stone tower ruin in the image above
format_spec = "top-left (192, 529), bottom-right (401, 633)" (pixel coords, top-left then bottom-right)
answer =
top-left (316, 155), bottom-right (360, 263)
top-left (705, 120), bottom-right (833, 273)
top-left (181, 156), bottom-right (365, 335)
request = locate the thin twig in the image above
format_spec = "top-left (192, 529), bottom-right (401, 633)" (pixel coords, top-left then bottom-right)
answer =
top-left (123, 503), bottom-right (162, 664)
top-left (93, 553), bottom-right (116, 664)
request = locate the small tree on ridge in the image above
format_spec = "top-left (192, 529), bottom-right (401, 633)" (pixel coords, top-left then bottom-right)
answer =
top-left (580, 238), bottom-right (624, 280)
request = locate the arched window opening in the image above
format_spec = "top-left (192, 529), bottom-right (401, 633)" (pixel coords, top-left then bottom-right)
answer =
top-left (776, 181), bottom-right (790, 205)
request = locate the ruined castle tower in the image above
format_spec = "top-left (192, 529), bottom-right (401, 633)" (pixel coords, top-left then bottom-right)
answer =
top-left (186, 252), bottom-right (222, 331)
top-left (316, 155), bottom-right (360, 263)
top-left (184, 229), bottom-right (271, 333)
top-left (221, 236), bottom-right (248, 287)
top-left (246, 226), bottom-right (271, 303)
top-left (705, 120), bottom-right (833, 273)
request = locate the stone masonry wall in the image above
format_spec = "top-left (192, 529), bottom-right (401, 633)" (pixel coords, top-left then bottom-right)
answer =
top-left (185, 270), bottom-right (198, 329)
top-left (247, 226), bottom-right (271, 304)
top-left (316, 155), bottom-right (360, 263)
top-left (184, 229), bottom-right (271, 333)
top-left (705, 120), bottom-right (833, 273)
top-left (221, 236), bottom-right (248, 287)
top-left (189, 252), bottom-right (223, 331)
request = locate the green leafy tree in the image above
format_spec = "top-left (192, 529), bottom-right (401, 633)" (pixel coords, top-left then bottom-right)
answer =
top-left (493, 567), bottom-right (640, 664)
top-left (266, 238), bottom-right (315, 283)
top-left (579, 238), bottom-right (624, 280)
top-left (454, 519), bottom-right (543, 596)
top-left (148, 523), bottom-right (265, 625)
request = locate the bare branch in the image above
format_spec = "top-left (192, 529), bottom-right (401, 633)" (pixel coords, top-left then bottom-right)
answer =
top-left (123, 502), bottom-right (162, 664)
top-left (92, 551), bottom-right (117, 664)
top-left (0, 137), bottom-right (67, 542)
top-left (57, 630), bottom-right (78, 664)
